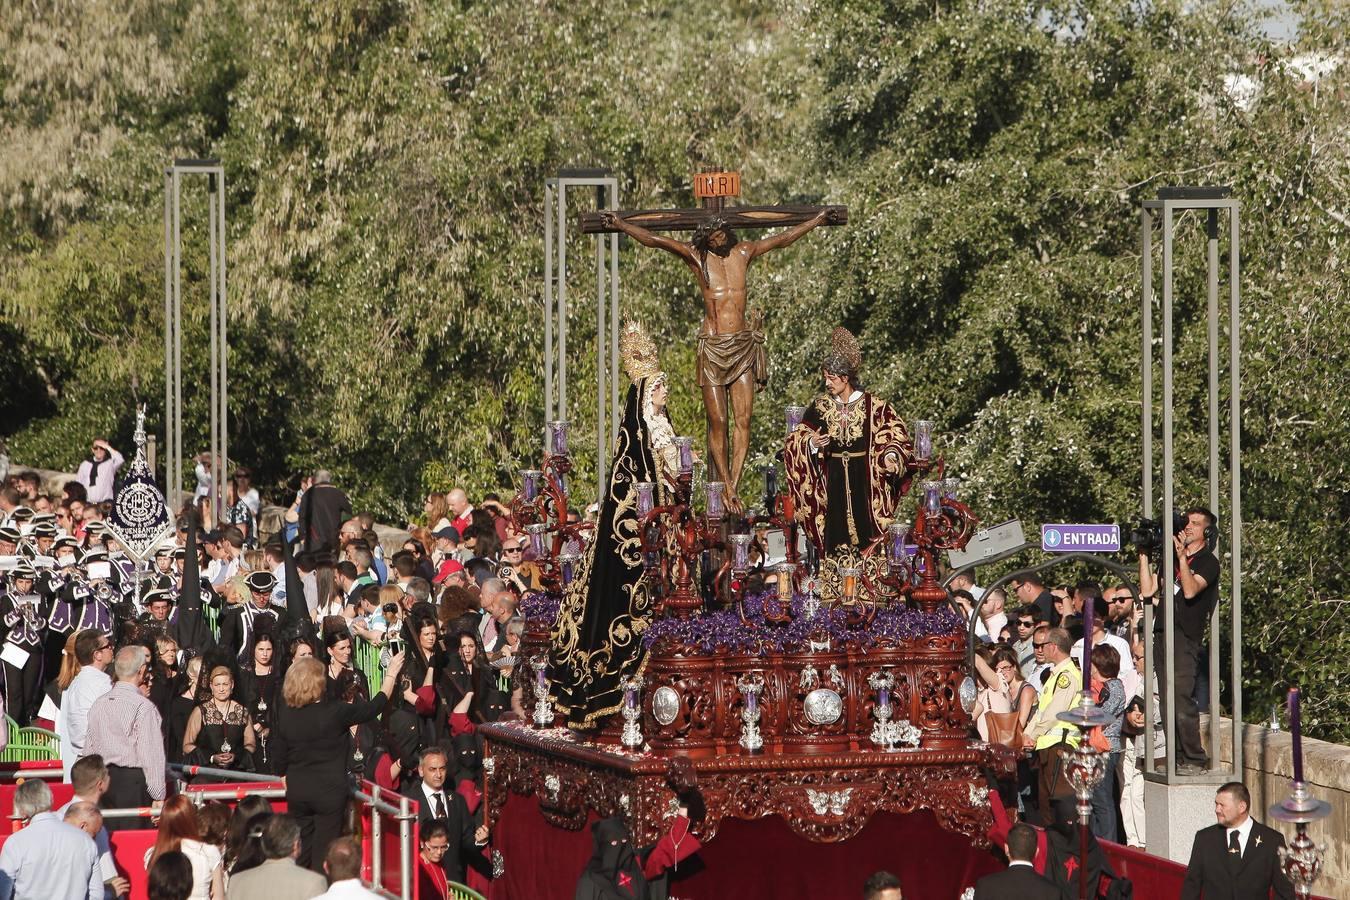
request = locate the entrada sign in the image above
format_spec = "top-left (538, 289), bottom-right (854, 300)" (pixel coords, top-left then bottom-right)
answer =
top-left (1041, 524), bottom-right (1120, 553)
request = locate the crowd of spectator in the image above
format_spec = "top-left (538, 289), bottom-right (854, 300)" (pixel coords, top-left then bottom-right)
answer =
top-left (0, 454), bottom-right (553, 899)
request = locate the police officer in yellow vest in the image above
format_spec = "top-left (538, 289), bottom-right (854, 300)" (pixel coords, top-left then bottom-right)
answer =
top-left (1022, 626), bottom-right (1081, 823)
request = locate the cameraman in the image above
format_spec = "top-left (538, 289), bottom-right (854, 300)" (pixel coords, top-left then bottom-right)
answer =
top-left (1137, 507), bottom-right (1219, 774)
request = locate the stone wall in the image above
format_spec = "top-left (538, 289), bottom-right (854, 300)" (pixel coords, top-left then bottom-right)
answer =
top-left (1208, 715), bottom-right (1349, 899)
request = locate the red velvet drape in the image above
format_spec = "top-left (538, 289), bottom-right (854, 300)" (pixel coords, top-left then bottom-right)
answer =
top-left (489, 793), bottom-right (1002, 900)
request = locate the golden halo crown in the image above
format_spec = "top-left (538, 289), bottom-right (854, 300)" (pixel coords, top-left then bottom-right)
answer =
top-left (823, 326), bottom-right (862, 375)
top-left (620, 320), bottom-right (662, 384)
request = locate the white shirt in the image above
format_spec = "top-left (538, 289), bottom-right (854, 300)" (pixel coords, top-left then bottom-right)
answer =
top-left (207, 555), bottom-right (239, 588)
top-left (57, 666), bottom-right (112, 781)
top-left (317, 879), bottom-right (385, 900)
top-left (193, 462), bottom-right (213, 501)
top-left (143, 838), bottom-right (221, 900)
top-left (1227, 815), bottom-right (1255, 855)
top-left (0, 811), bottom-right (101, 900)
top-left (421, 782), bottom-right (450, 818)
top-left (977, 611), bottom-right (1007, 643)
top-left (271, 562), bottom-right (288, 606)
top-left (56, 795), bottom-right (117, 900)
top-left (1071, 632), bottom-right (1135, 682)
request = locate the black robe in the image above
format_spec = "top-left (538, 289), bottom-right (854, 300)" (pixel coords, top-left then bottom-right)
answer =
top-left (550, 378), bottom-right (665, 729)
top-left (575, 817), bottom-right (664, 900)
top-left (784, 391), bottom-right (913, 553)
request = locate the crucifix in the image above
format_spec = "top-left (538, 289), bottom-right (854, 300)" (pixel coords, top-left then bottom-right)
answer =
top-left (581, 170), bottom-right (847, 507)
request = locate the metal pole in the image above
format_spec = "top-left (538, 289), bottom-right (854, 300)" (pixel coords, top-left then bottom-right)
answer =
top-left (398, 796), bottom-right (413, 900)
top-left (558, 184), bottom-right (568, 423)
top-left (1140, 207), bottom-right (1155, 769)
top-left (597, 230), bottom-right (606, 489)
top-left (371, 789), bottom-right (384, 890)
top-left (1206, 208), bottom-right (1222, 769)
top-left (1079, 822), bottom-right (1089, 900)
top-left (1161, 202), bottom-right (1176, 780)
top-left (1229, 206), bottom-right (1244, 776)
top-left (209, 179), bottom-right (219, 527)
top-left (173, 170), bottom-right (184, 516)
top-left (217, 175), bottom-right (228, 511)
top-left (610, 221), bottom-right (620, 447)
top-left (163, 172), bottom-right (173, 498)
top-left (545, 182), bottom-right (555, 431)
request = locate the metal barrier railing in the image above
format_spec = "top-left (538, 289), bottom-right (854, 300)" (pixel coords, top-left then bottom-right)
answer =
top-left (2, 765), bottom-right (418, 898)
top-left (353, 636), bottom-right (384, 696)
top-left (170, 763), bottom-right (283, 784)
top-left (0, 766), bottom-right (62, 781)
top-left (353, 783), bottom-right (417, 900)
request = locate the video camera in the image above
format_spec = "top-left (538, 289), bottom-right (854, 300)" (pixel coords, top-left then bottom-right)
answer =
top-left (1130, 512), bottom-right (1187, 554)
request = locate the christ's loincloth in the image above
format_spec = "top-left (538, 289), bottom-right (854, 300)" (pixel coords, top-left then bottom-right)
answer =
top-left (697, 326), bottom-right (767, 391)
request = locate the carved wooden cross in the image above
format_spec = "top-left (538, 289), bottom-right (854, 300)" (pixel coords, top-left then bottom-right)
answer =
top-left (579, 169), bottom-right (848, 504)
top-left (579, 168), bottom-right (848, 234)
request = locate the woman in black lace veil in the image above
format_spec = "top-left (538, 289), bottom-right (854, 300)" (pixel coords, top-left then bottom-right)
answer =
top-left (549, 322), bottom-right (678, 730)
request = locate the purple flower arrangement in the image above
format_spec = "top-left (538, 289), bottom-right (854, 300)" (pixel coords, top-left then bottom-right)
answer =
top-left (642, 589), bottom-right (962, 655)
top-left (520, 590), bottom-right (562, 628)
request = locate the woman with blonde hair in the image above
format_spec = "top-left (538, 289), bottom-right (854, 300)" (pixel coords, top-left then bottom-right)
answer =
top-left (56, 631), bottom-right (83, 690)
top-left (183, 666), bottom-right (256, 777)
top-left (271, 651), bottom-right (406, 869)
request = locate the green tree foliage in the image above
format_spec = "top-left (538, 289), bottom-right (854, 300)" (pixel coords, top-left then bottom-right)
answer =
top-left (1, 1), bottom-right (1346, 733)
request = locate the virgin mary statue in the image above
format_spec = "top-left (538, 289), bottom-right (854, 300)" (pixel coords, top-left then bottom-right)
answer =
top-left (550, 321), bottom-right (680, 730)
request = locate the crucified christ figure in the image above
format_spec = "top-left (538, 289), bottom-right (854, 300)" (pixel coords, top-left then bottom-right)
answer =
top-left (600, 208), bottom-right (835, 507)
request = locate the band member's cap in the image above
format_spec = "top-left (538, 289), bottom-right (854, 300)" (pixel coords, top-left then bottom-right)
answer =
top-left (0, 526), bottom-right (21, 544)
top-left (8, 561), bottom-right (37, 581)
top-left (245, 571), bottom-right (278, 593)
top-left (144, 588), bottom-right (174, 606)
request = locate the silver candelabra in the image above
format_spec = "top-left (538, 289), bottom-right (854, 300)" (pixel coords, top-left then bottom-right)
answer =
top-left (531, 655), bottom-right (555, 729)
top-left (737, 672), bottom-right (765, 754)
top-left (620, 675), bottom-right (644, 750)
top-left (1057, 696), bottom-right (1115, 900)
top-left (1269, 781), bottom-right (1332, 898)
top-left (867, 670), bottom-right (921, 751)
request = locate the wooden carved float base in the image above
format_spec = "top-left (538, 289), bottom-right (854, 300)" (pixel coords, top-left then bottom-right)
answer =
top-left (481, 720), bottom-right (1014, 849)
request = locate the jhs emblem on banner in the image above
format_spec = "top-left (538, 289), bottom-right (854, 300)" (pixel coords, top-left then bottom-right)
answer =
top-left (106, 406), bottom-right (174, 563)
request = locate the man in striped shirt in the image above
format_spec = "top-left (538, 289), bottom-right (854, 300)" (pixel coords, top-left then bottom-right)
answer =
top-left (83, 645), bottom-right (165, 830)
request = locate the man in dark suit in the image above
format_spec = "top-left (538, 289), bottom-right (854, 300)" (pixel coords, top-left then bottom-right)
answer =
top-left (1182, 781), bottom-right (1295, 900)
top-left (219, 571), bottom-right (290, 663)
top-left (975, 823), bottom-right (1059, 900)
top-left (403, 745), bottom-right (489, 883)
top-left (297, 470), bottom-right (352, 555)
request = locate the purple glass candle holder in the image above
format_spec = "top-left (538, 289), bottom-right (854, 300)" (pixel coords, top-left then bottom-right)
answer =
top-left (673, 437), bottom-right (694, 475)
top-left (915, 420), bottom-right (933, 460)
top-left (941, 477), bottom-right (959, 500)
top-left (886, 521), bottom-right (910, 567)
top-left (922, 480), bottom-right (942, 516)
top-left (559, 552), bottom-right (580, 585)
top-left (521, 469), bottom-right (543, 502)
top-left (634, 482), bottom-right (656, 519)
top-left (785, 405), bottom-right (806, 437)
top-left (547, 420), bottom-right (570, 457)
top-left (728, 533), bottom-right (752, 573)
top-left (706, 482), bottom-right (726, 519)
top-left (525, 523), bottom-right (549, 559)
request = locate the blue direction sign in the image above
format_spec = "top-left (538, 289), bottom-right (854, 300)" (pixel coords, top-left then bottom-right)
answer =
top-left (1041, 524), bottom-right (1120, 553)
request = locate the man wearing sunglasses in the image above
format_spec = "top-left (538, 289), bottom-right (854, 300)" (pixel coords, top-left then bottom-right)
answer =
top-left (56, 629), bottom-right (115, 782)
top-left (1011, 607), bottom-right (1041, 679)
